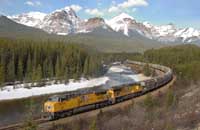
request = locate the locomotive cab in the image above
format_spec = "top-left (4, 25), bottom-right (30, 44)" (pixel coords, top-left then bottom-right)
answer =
top-left (43, 95), bottom-right (61, 120)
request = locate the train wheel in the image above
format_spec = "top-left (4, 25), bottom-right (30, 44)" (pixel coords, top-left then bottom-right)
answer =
top-left (67, 111), bottom-right (73, 116)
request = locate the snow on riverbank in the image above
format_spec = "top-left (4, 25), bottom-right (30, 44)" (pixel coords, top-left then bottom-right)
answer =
top-left (0, 77), bottom-right (109, 101)
top-left (127, 74), bottom-right (151, 82)
top-left (0, 64), bottom-right (151, 101)
top-left (107, 65), bottom-right (131, 73)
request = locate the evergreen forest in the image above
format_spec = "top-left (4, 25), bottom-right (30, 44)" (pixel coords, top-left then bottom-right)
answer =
top-left (0, 38), bottom-right (103, 86)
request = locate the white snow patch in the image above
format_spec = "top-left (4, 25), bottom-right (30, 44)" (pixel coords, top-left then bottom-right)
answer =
top-left (107, 65), bottom-right (130, 73)
top-left (57, 32), bottom-right (68, 35)
top-left (0, 64), bottom-right (152, 101)
top-left (106, 13), bottom-right (133, 36)
top-left (127, 74), bottom-right (151, 82)
top-left (0, 77), bottom-right (109, 101)
top-left (77, 29), bottom-right (90, 33)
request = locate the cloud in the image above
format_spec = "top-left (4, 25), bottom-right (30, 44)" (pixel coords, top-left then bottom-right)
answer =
top-left (84, 0), bottom-right (148, 18)
top-left (69, 5), bottom-right (82, 12)
top-left (119, 0), bottom-right (148, 8)
top-left (25, 1), bottom-right (34, 6)
top-left (107, 0), bottom-right (147, 14)
top-left (25, 1), bottom-right (42, 7)
top-left (85, 8), bottom-right (103, 16)
top-left (108, 6), bottom-right (119, 13)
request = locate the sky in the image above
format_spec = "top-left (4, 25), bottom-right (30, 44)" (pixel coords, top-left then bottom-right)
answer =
top-left (0, 0), bottom-right (199, 29)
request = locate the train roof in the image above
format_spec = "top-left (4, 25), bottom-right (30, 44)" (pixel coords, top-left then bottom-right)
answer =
top-left (48, 82), bottom-right (140, 101)
top-left (48, 86), bottom-right (108, 101)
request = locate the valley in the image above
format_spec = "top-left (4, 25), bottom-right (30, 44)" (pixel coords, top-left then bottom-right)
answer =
top-left (0, 1), bottom-right (200, 130)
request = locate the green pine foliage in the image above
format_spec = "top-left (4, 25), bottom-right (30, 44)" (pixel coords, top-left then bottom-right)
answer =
top-left (0, 38), bottom-right (103, 87)
top-left (0, 64), bottom-right (5, 85)
top-left (143, 44), bottom-right (200, 82)
top-left (143, 63), bottom-right (152, 76)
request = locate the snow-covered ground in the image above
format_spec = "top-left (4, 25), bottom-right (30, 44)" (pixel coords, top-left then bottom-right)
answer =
top-left (0, 77), bottom-right (109, 101)
top-left (0, 64), bottom-right (150, 101)
top-left (104, 65), bottom-right (150, 88)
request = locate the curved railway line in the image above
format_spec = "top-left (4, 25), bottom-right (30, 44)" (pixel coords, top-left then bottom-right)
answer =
top-left (0, 61), bottom-right (175, 130)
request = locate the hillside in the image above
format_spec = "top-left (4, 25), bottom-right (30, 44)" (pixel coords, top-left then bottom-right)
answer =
top-left (0, 16), bottom-right (50, 39)
top-left (0, 16), bottom-right (164, 53)
top-left (66, 30), bottom-right (164, 53)
top-left (47, 44), bottom-right (200, 130)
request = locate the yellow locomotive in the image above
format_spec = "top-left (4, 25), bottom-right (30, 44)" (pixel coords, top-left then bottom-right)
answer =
top-left (43, 83), bottom-right (143, 120)
top-left (44, 84), bottom-right (143, 120)
top-left (43, 60), bottom-right (174, 120)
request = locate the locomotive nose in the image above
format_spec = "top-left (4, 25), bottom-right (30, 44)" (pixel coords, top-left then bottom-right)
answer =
top-left (44, 102), bottom-right (53, 112)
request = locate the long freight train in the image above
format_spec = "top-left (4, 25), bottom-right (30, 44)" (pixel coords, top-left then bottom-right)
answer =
top-left (43, 61), bottom-right (173, 120)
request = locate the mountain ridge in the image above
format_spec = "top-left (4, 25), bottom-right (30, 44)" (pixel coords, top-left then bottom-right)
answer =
top-left (5, 8), bottom-right (200, 44)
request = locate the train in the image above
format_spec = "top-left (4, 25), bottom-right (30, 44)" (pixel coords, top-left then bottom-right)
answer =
top-left (43, 61), bottom-right (173, 120)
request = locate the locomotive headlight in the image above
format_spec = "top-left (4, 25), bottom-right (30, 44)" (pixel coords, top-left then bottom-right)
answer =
top-left (47, 105), bottom-right (52, 110)
top-left (44, 102), bottom-right (54, 112)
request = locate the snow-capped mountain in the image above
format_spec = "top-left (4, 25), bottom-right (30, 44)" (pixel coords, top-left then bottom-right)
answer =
top-left (106, 13), bottom-right (200, 43)
top-left (38, 7), bottom-right (81, 35)
top-left (106, 13), bottom-right (134, 36)
top-left (143, 22), bottom-right (200, 43)
top-left (9, 9), bottom-right (200, 43)
top-left (9, 12), bottom-right (46, 27)
top-left (106, 13), bottom-right (153, 39)
top-left (78, 17), bottom-right (112, 33)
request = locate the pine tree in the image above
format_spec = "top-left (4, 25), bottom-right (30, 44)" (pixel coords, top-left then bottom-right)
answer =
top-left (7, 56), bottom-right (15, 82)
top-left (32, 64), bottom-right (42, 82)
top-left (43, 59), bottom-right (53, 78)
top-left (143, 63), bottom-right (152, 76)
top-left (55, 57), bottom-right (62, 80)
top-left (26, 55), bottom-right (32, 81)
top-left (48, 61), bottom-right (53, 78)
top-left (0, 64), bottom-right (5, 85)
top-left (17, 59), bottom-right (23, 81)
top-left (64, 67), bottom-right (69, 83)
top-left (83, 56), bottom-right (90, 77)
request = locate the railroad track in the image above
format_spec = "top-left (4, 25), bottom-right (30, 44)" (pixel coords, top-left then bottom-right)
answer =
top-left (0, 61), bottom-right (175, 130)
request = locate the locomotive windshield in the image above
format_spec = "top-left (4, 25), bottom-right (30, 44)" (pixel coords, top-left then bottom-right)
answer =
top-left (48, 96), bottom-right (60, 102)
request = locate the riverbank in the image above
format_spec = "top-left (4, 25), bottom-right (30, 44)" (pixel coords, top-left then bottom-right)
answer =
top-left (0, 64), bottom-right (150, 101)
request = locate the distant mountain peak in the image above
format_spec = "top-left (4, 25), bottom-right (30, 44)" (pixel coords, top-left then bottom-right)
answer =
top-left (108, 13), bottom-right (134, 24)
top-left (38, 7), bottom-right (81, 34)
top-left (9, 11), bottom-right (46, 27)
top-left (7, 9), bottom-right (200, 44)
top-left (116, 13), bottom-right (134, 20)
top-left (107, 13), bottom-right (136, 36)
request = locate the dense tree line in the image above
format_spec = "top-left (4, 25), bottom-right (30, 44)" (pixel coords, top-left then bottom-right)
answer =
top-left (143, 44), bottom-right (200, 82)
top-left (0, 38), bottom-right (103, 86)
top-left (101, 44), bottom-right (200, 83)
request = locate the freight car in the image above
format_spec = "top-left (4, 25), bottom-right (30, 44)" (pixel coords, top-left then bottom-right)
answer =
top-left (43, 61), bottom-right (173, 120)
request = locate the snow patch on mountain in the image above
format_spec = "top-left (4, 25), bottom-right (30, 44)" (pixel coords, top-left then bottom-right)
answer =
top-left (142, 21), bottom-right (200, 43)
top-left (174, 28), bottom-right (200, 41)
top-left (9, 12), bottom-right (46, 27)
top-left (38, 7), bottom-right (81, 34)
top-left (106, 13), bottom-right (135, 36)
top-left (8, 9), bottom-right (200, 43)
